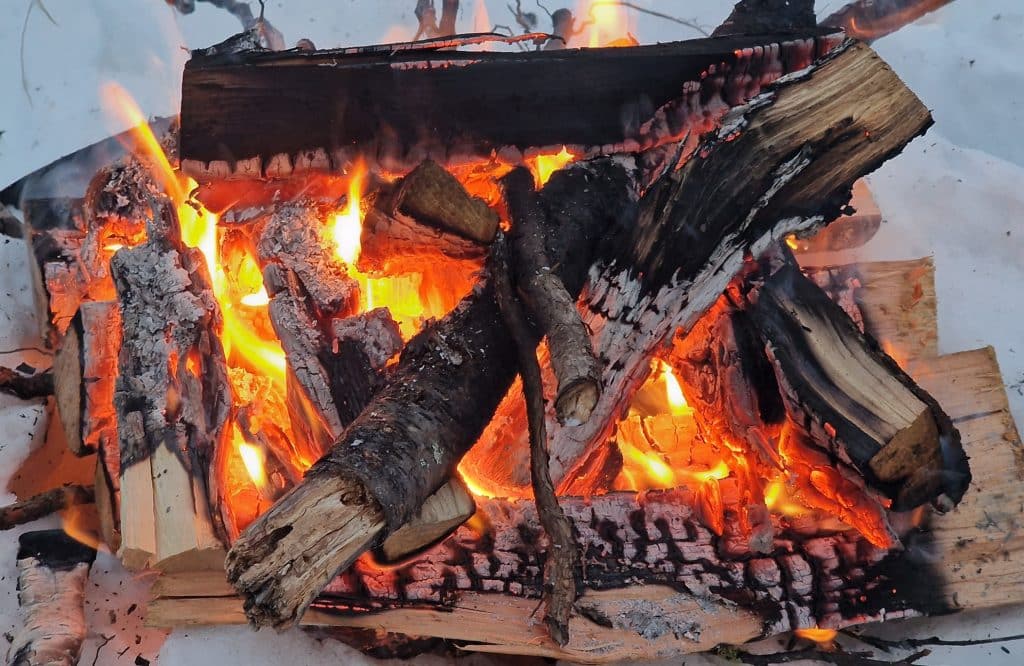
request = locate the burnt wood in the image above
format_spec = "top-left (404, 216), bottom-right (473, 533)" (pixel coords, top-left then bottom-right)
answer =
top-left (503, 167), bottom-right (601, 426)
top-left (744, 251), bottom-right (970, 510)
top-left (227, 41), bottom-right (937, 629)
top-left (179, 31), bottom-right (842, 178)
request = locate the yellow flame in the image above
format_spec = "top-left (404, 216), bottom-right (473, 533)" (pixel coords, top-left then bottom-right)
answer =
top-left (233, 423), bottom-right (270, 496)
top-left (100, 82), bottom-right (184, 203)
top-left (332, 163), bottom-right (366, 268)
top-left (796, 628), bottom-right (838, 644)
top-left (459, 469), bottom-right (496, 499)
top-left (785, 234), bottom-right (800, 251)
top-left (579, 0), bottom-right (631, 47)
top-left (103, 243), bottom-right (124, 252)
top-left (764, 478), bottom-right (807, 517)
top-left (681, 460), bottom-right (730, 483)
top-left (528, 146), bottom-right (575, 187)
top-left (240, 288), bottom-right (270, 307)
top-left (619, 440), bottom-right (676, 488)
top-left (660, 361), bottom-right (692, 416)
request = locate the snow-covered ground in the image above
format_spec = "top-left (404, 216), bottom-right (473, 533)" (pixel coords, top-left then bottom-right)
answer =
top-left (0, 1), bottom-right (1022, 664)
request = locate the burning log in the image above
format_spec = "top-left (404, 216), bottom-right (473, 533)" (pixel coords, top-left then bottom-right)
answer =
top-left (111, 199), bottom-right (231, 571)
top-left (712, 0), bottom-right (816, 36)
top-left (226, 41), bottom-right (941, 629)
top-left (8, 530), bottom-right (96, 666)
top-left (390, 159), bottom-right (499, 244)
top-left (178, 32), bottom-right (843, 179)
top-left (744, 252), bottom-right (969, 510)
top-left (821, 0), bottom-right (955, 42)
top-left (503, 167), bottom-right (601, 426)
top-left (52, 301), bottom-right (121, 457)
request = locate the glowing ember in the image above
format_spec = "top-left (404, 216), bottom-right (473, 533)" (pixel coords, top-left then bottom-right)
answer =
top-left (528, 147), bottom-right (575, 187)
top-left (795, 628), bottom-right (838, 644)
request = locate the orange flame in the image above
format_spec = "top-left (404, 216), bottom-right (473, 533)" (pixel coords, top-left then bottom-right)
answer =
top-left (660, 361), bottom-right (692, 417)
top-left (578, 0), bottom-right (633, 47)
top-left (61, 502), bottom-right (102, 551)
top-left (796, 628), bottom-right (838, 644)
top-left (233, 423), bottom-right (271, 498)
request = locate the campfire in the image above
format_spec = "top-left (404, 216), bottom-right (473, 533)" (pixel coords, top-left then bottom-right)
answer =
top-left (1, 1), bottom-right (1021, 664)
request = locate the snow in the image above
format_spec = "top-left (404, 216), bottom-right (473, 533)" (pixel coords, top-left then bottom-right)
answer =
top-left (1, 1), bottom-right (1023, 664)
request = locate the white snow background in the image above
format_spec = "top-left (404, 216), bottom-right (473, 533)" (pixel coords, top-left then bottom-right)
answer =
top-left (0, 1), bottom-right (1022, 664)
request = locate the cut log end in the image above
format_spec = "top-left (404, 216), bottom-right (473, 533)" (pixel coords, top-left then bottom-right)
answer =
top-left (378, 478), bottom-right (476, 563)
top-left (226, 474), bottom-right (386, 629)
top-left (555, 378), bottom-right (601, 427)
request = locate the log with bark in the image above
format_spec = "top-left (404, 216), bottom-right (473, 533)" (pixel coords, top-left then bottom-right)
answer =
top-left (0, 485), bottom-right (95, 531)
top-left (8, 530), bottom-right (96, 666)
top-left (111, 198), bottom-right (231, 572)
top-left (225, 41), bottom-right (952, 630)
top-left (179, 32), bottom-right (843, 179)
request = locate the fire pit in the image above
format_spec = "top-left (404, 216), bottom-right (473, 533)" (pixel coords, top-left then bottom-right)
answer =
top-left (1, 1), bottom-right (1021, 664)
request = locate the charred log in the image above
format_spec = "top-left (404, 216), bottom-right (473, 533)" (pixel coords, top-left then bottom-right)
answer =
top-left (712, 0), bottom-right (816, 37)
top-left (743, 251), bottom-right (970, 510)
top-left (821, 0), bottom-right (955, 42)
top-left (503, 167), bottom-right (601, 426)
top-left (8, 531), bottom-right (96, 666)
top-left (179, 32), bottom-right (842, 179)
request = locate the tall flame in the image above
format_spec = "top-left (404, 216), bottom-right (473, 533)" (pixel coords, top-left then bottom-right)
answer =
top-left (578, 0), bottom-right (633, 47)
top-left (660, 361), bottom-right (692, 416)
top-left (528, 147), bottom-right (575, 187)
top-left (233, 423), bottom-right (271, 498)
top-left (332, 163), bottom-right (366, 268)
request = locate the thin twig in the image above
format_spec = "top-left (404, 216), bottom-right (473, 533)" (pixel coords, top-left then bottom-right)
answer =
top-left (20, 0), bottom-right (59, 105)
top-left (491, 235), bottom-right (579, 646)
top-left (0, 366), bottom-right (53, 400)
top-left (0, 485), bottom-right (95, 531)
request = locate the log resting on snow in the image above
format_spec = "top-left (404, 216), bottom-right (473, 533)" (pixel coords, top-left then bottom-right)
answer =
top-left (226, 41), bottom-right (937, 628)
top-left (111, 199), bottom-right (231, 571)
top-left (179, 32), bottom-right (845, 180)
top-left (8, 530), bottom-right (96, 666)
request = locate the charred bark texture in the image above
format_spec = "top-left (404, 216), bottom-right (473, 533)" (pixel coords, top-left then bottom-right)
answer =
top-left (503, 167), bottom-right (601, 426)
top-left (111, 200), bottom-right (231, 570)
top-left (0, 486), bottom-right (95, 531)
top-left (179, 32), bottom-right (842, 179)
top-left (712, 0), bottom-right (816, 37)
top-left (744, 252), bottom-right (970, 510)
top-left (322, 489), bottom-right (951, 635)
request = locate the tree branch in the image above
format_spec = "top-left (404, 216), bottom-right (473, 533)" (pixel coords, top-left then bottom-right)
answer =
top-left (0, 485), bottom-right (95, 531)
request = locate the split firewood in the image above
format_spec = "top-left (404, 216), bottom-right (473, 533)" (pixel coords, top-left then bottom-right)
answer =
top-left (179, 32), bottom-right (843, 179)
top-left (8, 530), bottom-right (96, 666)
top-left (0, 485), bottom-right (95, 531)
top-left (390, 159), bottom-right (499, 244)
top-left (492, 235), bottom-right (579, 645)
top-left (377, 477), bottom-right (475, 563)
top-left (743, 250), bottom-right (970, 510)
top-left (226, 41), bottom-right (938, 629)
top-left (503, 167), bottom-right (601, 426)
top-left (111, 198), bottom-right (231, 571)
top-left (53, 301), bottom-right (120, 456)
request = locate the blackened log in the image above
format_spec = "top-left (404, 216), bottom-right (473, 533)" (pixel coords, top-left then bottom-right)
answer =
top-left (321, 487), bottom-right (947, 636)
top-left (503, 168), bottom-right (601, 426)
top-left (227, 41), bottom-right (933, 629)
top-left (179, 32), bottom-right (842, 179)
top-left (712, 0), bottom-right (816, 36)
top-left (0, 367), bottom-right (53, 401)
top-left (8, 530), bottom-right (96, 666)
top-left (743, 251), bottom-right (970, 510)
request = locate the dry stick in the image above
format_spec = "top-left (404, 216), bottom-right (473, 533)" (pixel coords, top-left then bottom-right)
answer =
top-left (843, 630), bottom-right (1024, 652)
top-left (0, 485), bottom-right (95, 531)
top-left (0, 367), bottom-right (53, 400)
top-left (491, 236), bottom-right (579, 646)
top-left (502, 168), bottom-right (601, 425)
top-left (820, 0), bottom-right (956, 42)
